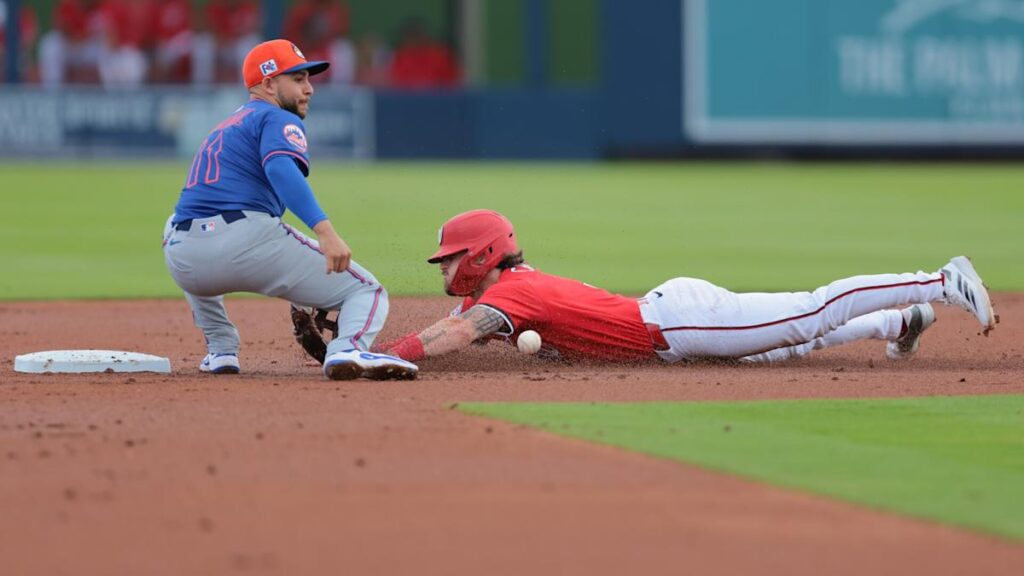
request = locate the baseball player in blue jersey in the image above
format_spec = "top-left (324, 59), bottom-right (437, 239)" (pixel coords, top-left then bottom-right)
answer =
top-left (162, 39), bottom-right (417, 380)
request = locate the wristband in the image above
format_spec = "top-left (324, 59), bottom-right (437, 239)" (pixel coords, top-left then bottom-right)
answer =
top-left (373, 332), bottom-right (418, 353)
top-left (389, 335), bottom-right (426, 362)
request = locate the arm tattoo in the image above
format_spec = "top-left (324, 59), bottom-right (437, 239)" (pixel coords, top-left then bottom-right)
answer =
top-left (461, 305), bottom-right (508, 338)
top-left (420, 326), bottom-right (447, 347)
top-left (415, 306), bottom-right (506, 355)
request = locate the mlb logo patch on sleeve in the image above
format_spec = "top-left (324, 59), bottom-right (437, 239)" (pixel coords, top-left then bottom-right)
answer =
top-left (201, 221), bottom-right (216, 232)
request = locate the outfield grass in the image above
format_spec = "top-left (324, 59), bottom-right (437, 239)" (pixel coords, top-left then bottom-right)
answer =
top-left (1, 161), bottom-right (1022, 299)
top-left (462, 395), bottom-right (1024, 540)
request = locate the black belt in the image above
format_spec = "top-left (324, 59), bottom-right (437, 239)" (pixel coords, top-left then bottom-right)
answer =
top-left (174, 210), bottom-right (247, 231)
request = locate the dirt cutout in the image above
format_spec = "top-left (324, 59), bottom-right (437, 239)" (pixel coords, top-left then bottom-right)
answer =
top-left (2, 295), bottom-right (1022, 575)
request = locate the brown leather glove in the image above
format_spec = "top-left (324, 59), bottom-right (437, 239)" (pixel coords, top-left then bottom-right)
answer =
top-left (290, 305), bottom-right (338, 364)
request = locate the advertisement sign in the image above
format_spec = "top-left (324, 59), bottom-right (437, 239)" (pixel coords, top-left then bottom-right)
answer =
top-left (0, 88), bottom-right (374, 158)
top-left (684, 0), bottom-right (1024, 143)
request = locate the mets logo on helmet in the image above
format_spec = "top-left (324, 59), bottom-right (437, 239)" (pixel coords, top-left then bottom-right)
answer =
top-left (283, 124), bottom-right (308, 152)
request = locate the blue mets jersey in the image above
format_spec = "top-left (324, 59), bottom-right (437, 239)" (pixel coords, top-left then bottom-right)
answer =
top-left (174, 100), bottom-right (312, 222)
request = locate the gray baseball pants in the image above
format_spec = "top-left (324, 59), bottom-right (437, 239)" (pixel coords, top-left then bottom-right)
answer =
top-left (162, 211), bottom-right (388, 359)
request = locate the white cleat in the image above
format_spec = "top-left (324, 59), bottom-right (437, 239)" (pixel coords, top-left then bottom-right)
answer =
top-left (199, 353), bottom-right (240, 374)
top-left (886, 303), bottom-right (936, 360)
top-left (941, 256), bottom-right (996, 334)
top-left (323, 350), bottom-right (418, 381)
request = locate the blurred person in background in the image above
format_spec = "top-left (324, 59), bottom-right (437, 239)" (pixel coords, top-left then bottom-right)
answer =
top-left (40, 0), bottom-right (140, 86)
top-left (284, 0), bottom-right (354, 86)
top-left (207, 0), bottom-right (261, 84)
top-left (389, 18), bottom-right (459, 89)
top-left (80, 0), bottom-right (129, 84)
top-left (191, 4), bottom-right (215, 85)
top-left (81, 0), bottom-right (146, 88)
top-left (149, 0), bottom-right (192, 84)
top-left (353, 32), bottom-right (390, 87)
top-left (326, 24), bottom-right (356, 87)
top-left (38, 0), bottom-right (88, 86)
top-left (0, 0), bottom-right (39, 83)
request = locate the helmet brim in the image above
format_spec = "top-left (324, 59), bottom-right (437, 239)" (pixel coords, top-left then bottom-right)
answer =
top-left (427, 247), bottom-right (467, 264)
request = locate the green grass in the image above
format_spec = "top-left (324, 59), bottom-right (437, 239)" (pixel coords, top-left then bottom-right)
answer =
top-left (1, 162), bottom-right (1022, 299)
top-left (462, 395), bottom-right (1024, 540)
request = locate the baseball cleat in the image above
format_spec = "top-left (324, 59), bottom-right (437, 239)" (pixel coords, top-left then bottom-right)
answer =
top-left (886, 303), bottom-right (936, 360)
top-left (200, 353), bottom-right (240, 374)
top-left (323, 350), bottom-right (418, 381)
top-left (940, 256), bottom-right (996, 334)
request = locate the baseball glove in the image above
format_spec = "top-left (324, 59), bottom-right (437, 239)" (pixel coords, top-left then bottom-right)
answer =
top-left (290, 305), bottom-right (339, 364)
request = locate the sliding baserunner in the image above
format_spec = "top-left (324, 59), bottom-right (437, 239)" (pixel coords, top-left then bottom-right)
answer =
top-left (369, 209), bottom-right (995, 366)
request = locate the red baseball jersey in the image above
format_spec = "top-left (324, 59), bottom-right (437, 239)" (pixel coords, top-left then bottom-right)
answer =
top-left (457, 265), bottom-right (657, 362)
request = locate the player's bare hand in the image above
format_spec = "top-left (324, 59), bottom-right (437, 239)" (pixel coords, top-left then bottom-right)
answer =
top-left (313, 220), bottom-right (352, 273)
top-left (322, 236), bottom-right (352, 273)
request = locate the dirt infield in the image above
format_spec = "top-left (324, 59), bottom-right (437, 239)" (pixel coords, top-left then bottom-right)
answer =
top-left (2, 295), bottom-right (1022, 575)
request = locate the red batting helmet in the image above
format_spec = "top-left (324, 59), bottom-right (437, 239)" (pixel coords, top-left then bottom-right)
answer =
top-left (428, 209), bottom-right (519, 296)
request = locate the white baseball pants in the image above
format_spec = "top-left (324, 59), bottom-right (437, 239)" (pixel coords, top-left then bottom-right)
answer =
top-left (637, 272), bottom-right (945, 363)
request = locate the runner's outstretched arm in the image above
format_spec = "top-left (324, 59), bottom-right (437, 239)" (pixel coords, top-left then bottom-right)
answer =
top-left (377, 306), bottom-right (507, 361)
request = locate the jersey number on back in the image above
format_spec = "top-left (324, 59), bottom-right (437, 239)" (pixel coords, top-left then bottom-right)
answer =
top-left (186, 131), bottom-right (225, 188)
top-left (185, 108), bottom-right (253, 188)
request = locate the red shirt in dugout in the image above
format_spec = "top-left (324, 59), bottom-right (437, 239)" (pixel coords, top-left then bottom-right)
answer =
top-left (458, 265), bottom-right (657, 362)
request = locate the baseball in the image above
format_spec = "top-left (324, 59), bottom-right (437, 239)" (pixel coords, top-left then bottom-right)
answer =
top-left (517, 330), bottom-right (542, 354)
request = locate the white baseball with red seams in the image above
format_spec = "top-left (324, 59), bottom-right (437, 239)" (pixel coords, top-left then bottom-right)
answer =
top-left (517, 330), bottom-right (542, 354)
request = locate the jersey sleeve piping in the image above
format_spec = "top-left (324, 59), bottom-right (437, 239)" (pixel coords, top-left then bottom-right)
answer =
top-left (262, 150), bottom-right (310, 175)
